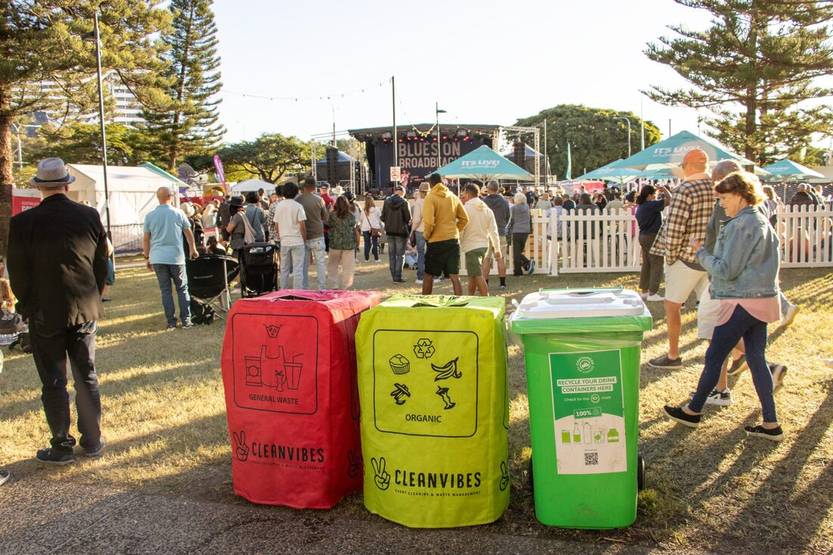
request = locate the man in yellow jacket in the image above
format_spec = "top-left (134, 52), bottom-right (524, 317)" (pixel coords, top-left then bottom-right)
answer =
top-left (422, 173), bottom-right (469, 295)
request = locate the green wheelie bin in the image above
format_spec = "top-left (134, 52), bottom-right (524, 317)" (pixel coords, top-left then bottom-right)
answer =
top-left (510, 288), bottom-right (652, 529)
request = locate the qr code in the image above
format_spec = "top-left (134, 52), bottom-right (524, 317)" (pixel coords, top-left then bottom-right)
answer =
top-left (584, 452), bottom-right (599, 466)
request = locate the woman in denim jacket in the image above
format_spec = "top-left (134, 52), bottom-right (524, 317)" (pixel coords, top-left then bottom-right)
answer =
top-left (664, 171), bottom-right (784, 441)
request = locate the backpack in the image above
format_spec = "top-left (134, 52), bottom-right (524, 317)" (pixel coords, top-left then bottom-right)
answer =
top-left (190, 299), bottom-right (215, 325)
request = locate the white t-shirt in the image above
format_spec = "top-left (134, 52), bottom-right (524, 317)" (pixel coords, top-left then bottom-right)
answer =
top-left (273, 199), bottom-right (307, 247)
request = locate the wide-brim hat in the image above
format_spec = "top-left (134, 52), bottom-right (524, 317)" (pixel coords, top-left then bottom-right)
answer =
top-left (229, 196), bottom-right (244, 207)
top-left (30, 157), bottom-right (75, 187)
top-left (332, 185), bottom-right (344, 196)
top-left (418, 183), bottom-right (430, 193)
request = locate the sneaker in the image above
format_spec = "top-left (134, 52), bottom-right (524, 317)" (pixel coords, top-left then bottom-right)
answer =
top-left (647, 354), bottom-right (683, 370)
top-left (639, 292), bottom-right (649, 299)
top-left (769, 363), bottom-right (787, 393)
top-left (181, 323), bottom-right (195, 330)
top-left (36, 448), bottom-right (74, 465)
top-left (727, 355), bottom-right (747, 376)
top-left (690, 388), bottom-right (733, 406)
top-left (84, 440), bottom-right (106, 458)
top-left (663, 405), bottom-right (701, 428)
top-left (499, 284), bottom-right (507, 290)
top-left (393, 278), bottom-right (406, 283)
top-left (527, 260), bottom-right (536, 275)
top-left (780, 304), bottom-right (800, 328)
top-left (646, 294), bottom-right (664, 302)
top-left (101, 296), bottom-right (112, 302)
top-left (744, 424), bottom-right (784, 442)
top-left (415, 279), bottom-right (424, 285)
top-left (165, 325), bottom-right (176, 332)
top-left (0, 470), bottom-right (9, 486)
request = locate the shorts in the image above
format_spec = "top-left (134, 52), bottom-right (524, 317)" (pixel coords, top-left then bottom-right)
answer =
top-left (664, 260), bottom-right (709, 304)
top-left (697, 286), bottom-right (720, 340)
top-left (425, 239), bottom-right (461, 277)
top-left (464, 247), bottom-right (488, 277)
top-left (485, 236), bottom-right (508, 262)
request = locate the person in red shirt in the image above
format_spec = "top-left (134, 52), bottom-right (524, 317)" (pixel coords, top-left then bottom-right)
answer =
top-left (319, 184), bottom-right (335, 252)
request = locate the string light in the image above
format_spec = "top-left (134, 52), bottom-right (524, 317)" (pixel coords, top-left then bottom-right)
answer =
top-left (222, 80), bottom-right (386, 102)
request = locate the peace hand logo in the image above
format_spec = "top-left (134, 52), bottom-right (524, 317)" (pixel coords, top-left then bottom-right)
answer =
top-left (499, 461), bottom-right (510, 491)
top-left (370, 457), bottom-right (391, 490)
top-left (347, 448), bottom-right (361, 478)
top-left (232, 431), bottom-right (249, 462)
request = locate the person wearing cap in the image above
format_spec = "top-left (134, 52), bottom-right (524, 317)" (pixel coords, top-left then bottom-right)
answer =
top-left (460, 183), bottom-right (500, 296)
top-left (411, 182), bottom-right (430, 284)
top-left (422, 173), bottom-right (469, 295)
top-left (648, 148), bottom-right (715, 370)
top-left (381, 184), bottom-right (412, 283)
top-left (8, 158), bottom-right (109, 464)
top-left (481, 180), bottom-right (510, 289)
top-left (144, 186), bottom-right (200, 331)
top-left (297, 176), bottom-right (328, 289)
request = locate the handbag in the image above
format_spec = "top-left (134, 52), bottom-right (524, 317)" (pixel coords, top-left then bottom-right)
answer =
top-left (240, 211), bottom-right (256, 244)
top-left (363, 210), bottom-right (382, 238)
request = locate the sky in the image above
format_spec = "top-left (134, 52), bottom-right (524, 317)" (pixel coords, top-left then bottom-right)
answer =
top-left (212, 0), bottom-right (726, 145)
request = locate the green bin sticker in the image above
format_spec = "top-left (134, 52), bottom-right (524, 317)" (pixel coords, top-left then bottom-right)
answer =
top-left (549, 349), bottom-right (626, 475)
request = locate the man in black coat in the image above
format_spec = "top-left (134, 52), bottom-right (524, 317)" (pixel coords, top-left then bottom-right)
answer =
top-left (380, 185), bottom-right (411, 283)
top-left (8, 158), bottom-right (109, 465)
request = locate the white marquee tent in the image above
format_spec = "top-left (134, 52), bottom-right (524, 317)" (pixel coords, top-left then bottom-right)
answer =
top-left (232, 178), bottom-right (274, 195)
top-left (67, 164), bottom-right (182, 226)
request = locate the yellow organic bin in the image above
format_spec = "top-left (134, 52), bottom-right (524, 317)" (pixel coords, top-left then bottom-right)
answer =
top-left (356, 295), bottom-right (509, 528)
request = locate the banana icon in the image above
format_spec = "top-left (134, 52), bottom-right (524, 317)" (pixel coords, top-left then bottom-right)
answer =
top-left (432, 357), bottom-right (461, 381)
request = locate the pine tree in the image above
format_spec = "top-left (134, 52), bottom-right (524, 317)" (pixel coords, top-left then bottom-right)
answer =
top-left (145, 0), bottom-right (224, 170)
top-left (644, 0), bottom-right (833, 165)
top-left (0, 0), bottom-right (170, 254)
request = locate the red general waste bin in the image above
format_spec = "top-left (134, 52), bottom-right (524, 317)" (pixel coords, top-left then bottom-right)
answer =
top-left (221, 289), bottom-right (381, 508)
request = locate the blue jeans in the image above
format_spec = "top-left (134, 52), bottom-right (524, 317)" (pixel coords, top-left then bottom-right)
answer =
top-left (363, 231), bottom-right (379, 261)
top-left (280, 244), bottom-right (305, 290)
top-left (388, 235), bottom-right (407, 281)
top-left (689, 304), bottom-right (777, 423)
top-left (30, 320), bottom-right (100, 452)
top-left (302, 236), bottom-right (326, 289)
top-left (154, 264), bottom-right (191, 327)
top-left (415, 231), bottom-right (426, 280)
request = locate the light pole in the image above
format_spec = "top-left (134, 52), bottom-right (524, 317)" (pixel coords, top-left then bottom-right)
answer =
top-left (88, 11), bottom-right (112, 239)
top-left (614, 116), bottom-right (632, 158)
top-left (436, 102), bottom-right (446, 170)
top-left (10, 124), bottom-right (22, 170)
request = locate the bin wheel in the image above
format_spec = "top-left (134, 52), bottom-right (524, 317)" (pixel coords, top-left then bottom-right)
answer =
top-left (637, 452), bottom-right (646, 492)
top-left (527, 455), bottom-right (534, 493)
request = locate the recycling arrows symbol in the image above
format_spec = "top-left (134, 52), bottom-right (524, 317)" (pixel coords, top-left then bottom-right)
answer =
top-left (413, 338), bottom-right (435, 359)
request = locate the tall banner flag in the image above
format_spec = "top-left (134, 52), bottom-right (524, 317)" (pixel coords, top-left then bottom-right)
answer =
top-left (213, 155), bottom-right (227, 193)
top-left (565, 142), bottom-right (572, 181)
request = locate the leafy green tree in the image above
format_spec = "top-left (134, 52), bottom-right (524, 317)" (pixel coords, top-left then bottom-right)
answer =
top-left (24, 122), bottom-right (162, 166)
top-left (0, 0), bottom-right (171, 253)
top-left (218, 134), bottom-right (312, 184)
top-left (144, 0), bottom-right (224, 170)
top-left (644, 0), bottom-right (833, 165)
top-left (515, 105), bottom-right (661, 179)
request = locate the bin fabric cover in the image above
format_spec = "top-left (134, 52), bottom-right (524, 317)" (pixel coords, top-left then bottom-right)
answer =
top-left (356, 295), bottom-right (510, 528)
top-left (511, 288), bottom-right (651, 529)
top-left (222, 289), bottom-right (381, 508)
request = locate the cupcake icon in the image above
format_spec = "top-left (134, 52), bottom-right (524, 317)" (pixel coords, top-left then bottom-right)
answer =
top-left (389, 354), bottom-right (410, 375)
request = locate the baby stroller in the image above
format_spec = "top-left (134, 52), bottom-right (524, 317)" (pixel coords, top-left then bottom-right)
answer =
top-left (239, 242), bottom-right (278, 298)
top-left (186, 254), bottom-right (240, 322)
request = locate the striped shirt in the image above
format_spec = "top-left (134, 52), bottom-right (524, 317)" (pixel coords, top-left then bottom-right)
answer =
top-left (650, 173), bottom-right (714, 266)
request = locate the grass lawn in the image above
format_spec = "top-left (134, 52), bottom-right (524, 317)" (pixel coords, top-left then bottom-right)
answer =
top-left (1, 259), bottom-right (831, 553)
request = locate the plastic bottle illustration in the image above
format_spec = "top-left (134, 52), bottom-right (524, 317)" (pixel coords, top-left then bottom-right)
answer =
top-left (573, 423), bottom-right (581, 444)
top-left (583, 422), bottom-right (592, 444)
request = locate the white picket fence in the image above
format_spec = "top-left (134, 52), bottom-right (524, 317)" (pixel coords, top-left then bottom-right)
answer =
top-left (513, 205), bottom-right (833, 275)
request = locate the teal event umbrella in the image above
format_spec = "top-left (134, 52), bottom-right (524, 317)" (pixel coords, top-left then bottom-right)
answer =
top-left (612, 130), bottom-right (763, 173)
top-left (761, 159), bottom-right (824, 181)
top-left (433, 145), bottom-right (533, 181)
top-left (575, 160), bottom-right (640, 184)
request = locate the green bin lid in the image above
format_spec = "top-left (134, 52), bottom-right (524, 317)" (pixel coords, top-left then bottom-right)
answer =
top-left (510, 287), bottom-right (652, 334)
